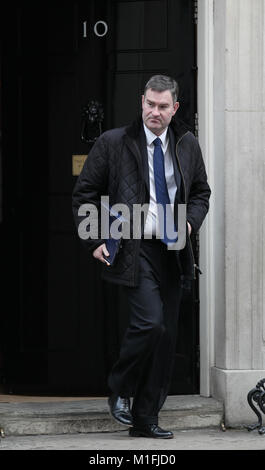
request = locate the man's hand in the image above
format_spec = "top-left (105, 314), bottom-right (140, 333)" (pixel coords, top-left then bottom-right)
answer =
top-left (187, 222), bottom-right (192, 236)
top-left (93, 243), bottom-right (110, 266)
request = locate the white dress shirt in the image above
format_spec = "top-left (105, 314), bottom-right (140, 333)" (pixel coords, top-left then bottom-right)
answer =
top-left (143, 124), bottom-right (177, 237)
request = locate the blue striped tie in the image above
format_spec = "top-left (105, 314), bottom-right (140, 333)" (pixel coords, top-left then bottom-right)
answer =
top-left (153, 137), bottom-right (177, 244)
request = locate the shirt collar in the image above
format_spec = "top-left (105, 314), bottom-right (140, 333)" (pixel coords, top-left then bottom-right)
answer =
top-left (143, 124), bottom-right (168, 148)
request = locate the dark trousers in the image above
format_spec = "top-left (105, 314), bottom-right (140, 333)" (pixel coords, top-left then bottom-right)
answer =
top-left (108, 239), bottom-right (182, 426)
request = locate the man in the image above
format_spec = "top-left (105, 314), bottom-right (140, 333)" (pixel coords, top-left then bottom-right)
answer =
top-left (72, 75), bottom-right (211, 438)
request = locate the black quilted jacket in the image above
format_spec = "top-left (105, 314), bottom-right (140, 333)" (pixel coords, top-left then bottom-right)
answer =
top-left (72, 117), bottom-right (211, 287)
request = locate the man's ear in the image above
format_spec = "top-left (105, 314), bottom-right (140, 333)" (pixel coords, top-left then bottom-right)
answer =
top-left (173, 101), bottom-right (180, 115)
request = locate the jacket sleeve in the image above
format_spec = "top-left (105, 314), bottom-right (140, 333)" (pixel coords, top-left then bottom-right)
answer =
top-left (186, 138), bottom-right (211, 233)
top-left (72, 134), bottom-right (109, 254)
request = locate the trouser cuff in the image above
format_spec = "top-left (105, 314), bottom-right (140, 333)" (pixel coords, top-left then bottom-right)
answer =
top-left (132, 415), bottom-right (158, 426)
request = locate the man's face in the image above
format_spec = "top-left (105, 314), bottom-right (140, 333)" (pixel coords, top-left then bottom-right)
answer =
top-left (142, 89), bottom-right (179, 136)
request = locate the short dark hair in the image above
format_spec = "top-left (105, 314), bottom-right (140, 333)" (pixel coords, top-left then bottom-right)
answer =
top-left (144, 75), bottom-right (179, 103)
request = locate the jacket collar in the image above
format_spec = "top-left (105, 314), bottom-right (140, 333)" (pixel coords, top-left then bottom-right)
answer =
top-left (124, 115), bottom-right (191, 142)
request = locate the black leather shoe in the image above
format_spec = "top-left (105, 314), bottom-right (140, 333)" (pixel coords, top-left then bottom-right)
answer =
top-left (108, 394), bottom-right (132, 426)
top-left (129, 424), bottom-right (174, 439)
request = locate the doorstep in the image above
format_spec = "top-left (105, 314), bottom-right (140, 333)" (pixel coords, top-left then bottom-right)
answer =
top-left (0, 394), bottom-right (224, 436)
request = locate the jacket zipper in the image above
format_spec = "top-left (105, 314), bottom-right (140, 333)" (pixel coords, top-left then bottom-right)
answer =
top-left (188, 233), bottom-right (202, 277)
top-left (175, 132), bottom-right (189, 204)
top-left (175, 132), bottom-right (199, 280)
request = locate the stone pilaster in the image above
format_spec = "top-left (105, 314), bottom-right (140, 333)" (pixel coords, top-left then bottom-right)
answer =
top-left (211, 0), bottom-right (265, 426)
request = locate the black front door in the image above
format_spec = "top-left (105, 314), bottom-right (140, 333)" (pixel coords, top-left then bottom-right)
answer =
top-left (0, 0), bottom-right (199, 395)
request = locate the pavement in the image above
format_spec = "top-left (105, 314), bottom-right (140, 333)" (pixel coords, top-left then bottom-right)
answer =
top-left (1, 427), bottom-right (265, 451)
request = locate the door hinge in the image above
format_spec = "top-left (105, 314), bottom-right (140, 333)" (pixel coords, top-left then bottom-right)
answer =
top-left (193, 0), bottom-right (198, 25)
top-left (194, 112), bottom-right (199, 138)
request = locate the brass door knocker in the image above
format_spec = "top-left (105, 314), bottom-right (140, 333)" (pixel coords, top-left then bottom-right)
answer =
top-left (81, 100), bottom-right (104, 144)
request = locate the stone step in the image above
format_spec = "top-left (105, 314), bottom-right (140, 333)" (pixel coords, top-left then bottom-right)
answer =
top-left (0, 395), bottom-right (224, 436)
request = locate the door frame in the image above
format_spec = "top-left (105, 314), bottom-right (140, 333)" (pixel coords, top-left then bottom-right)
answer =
top-left (197, 0), bottom-right (215, 397)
